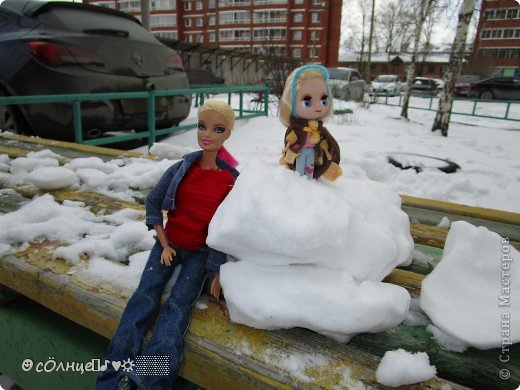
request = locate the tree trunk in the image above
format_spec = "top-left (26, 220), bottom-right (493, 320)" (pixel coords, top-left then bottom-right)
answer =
top-left (400, 0), bottom-right (436, 119)
top-left (140, 0), bottom-right (150, 31)
top-left (432, 0), bottom-right (477, 136)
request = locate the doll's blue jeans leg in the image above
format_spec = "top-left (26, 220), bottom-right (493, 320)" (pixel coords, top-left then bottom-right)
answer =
top-left (139, 247), bottom-right (208, 389)
top-left (95, 241), bottom-right (208, 390)
top-left (295, 147), bottom-right (315, 179)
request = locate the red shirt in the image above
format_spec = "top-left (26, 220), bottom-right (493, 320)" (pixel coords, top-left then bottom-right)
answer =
top-left (165, 164), bottom-right (234, 250)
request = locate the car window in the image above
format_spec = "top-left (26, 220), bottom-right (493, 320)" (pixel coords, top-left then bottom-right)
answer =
top-left (0, 10), bottom-right (14, 31)
top-left (328, 69), bottom-right (349, 81)
top-left (35, 7), bottom-right (156, 42)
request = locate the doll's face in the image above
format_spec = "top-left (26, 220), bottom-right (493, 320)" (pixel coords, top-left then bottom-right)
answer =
top-left (197, 110), bottom-right (231, 152)
top-left (295, 77), bottom-right (330, 120)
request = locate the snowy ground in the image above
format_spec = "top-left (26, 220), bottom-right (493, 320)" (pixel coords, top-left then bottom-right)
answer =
top-left (1, 97), bottom-right (519, 388)
top-left (138, 96), bottom-right (520, 213)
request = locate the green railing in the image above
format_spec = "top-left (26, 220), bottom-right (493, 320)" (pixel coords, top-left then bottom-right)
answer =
top-left (0, 83), bottom-right (270, 148)
top-left (371, 93), bottom-right (520, 122)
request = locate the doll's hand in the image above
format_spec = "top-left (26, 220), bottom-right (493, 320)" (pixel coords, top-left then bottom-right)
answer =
top-left (160, 246), bottom-right (176, 266)
top-left (324, 149), bottom-right (333, 161)
top-left (210, 274), bottom-right (222, 302)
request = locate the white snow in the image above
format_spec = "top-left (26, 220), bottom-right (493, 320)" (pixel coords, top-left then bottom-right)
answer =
top-left (207, 161), bottom-right (413, 340)
top-left (375, 349), bottom-right (437, 387)
top-left (208, 161), bottom-right (413, 281)
top-left (26, 166), bottom-right (78, 190)
top-left (420, 221), bottom-right (520, 349)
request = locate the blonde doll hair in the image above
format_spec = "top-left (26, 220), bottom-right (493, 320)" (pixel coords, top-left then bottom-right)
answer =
top-left (279, 65), bottom-right (334, 128)
top-left (198, 100), bottom-right (235, 130)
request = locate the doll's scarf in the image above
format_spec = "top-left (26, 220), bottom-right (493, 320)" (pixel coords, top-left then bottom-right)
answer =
top-left (290, 117), bottom-right (324, 145)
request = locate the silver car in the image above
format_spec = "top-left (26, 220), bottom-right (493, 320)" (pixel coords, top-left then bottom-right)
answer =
top-left (371, 75), bottom-right (402, 96)
top-left (327, 67), bottom-right (368, 102)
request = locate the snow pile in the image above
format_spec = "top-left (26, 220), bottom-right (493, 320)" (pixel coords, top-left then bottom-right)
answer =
top-left (420, 221), bottom-right (520, 349)
top-left (375, 349), bottom-right (437, 387)
top-left (0, 193), bottom-right (154, 292)
top-left (208, 161), bottom-right (414, 341)
top-left (26, 167), bottom-right (78, 190)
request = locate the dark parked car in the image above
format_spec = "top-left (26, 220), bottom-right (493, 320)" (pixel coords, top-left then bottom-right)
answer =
top-left (186, 69), bottom-right (225, 85)
top-left (0, 0), bottom-right (190, 140)
top-left (466, 77), bottom-right (520, 101)
top-left (453, 75), bottom-right (481, 97)
top-left (409, 77), bottom-right (438, 97)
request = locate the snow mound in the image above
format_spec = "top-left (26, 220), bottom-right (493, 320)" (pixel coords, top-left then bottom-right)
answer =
top-left (420, 221), bottom-right (520, 349)
top-left (208, 161), bottom-right (414, 340)
top-left (375, 349), bottom-right (437, 387)
top-left (208, 160), bottom-right (413, 281)
top-left (221, 262), bottom-right (411, 342)
top-left (26, 167), bottom-right (78, 190)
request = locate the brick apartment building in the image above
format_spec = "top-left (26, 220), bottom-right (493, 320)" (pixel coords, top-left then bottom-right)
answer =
top-left (83, 0), bottom-right (342, 67)
top-left (472, 0), bottom-right (520, 77)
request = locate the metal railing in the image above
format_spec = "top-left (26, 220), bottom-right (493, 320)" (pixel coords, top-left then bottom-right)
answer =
top-left (0, 83), bottom-right (270, 148)
top-left (371, 92), bottom-right (520, 122)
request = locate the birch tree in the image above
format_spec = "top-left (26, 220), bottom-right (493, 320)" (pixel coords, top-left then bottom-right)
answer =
top-left (431, 0), bottom-right (477, 136)
top-left (400, 0), bottom-right (437, 119)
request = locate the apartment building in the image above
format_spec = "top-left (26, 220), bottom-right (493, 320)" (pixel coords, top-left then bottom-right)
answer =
top-left (472, 0), bottom-right (520, 77)
top-left (83, 0), bottom-right (342, 67)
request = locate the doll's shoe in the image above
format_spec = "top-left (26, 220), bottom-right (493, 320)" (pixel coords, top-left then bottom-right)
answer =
top-left (322, 162), bottom-right (342, 181)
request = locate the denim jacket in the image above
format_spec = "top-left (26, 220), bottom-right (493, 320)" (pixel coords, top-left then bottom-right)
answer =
top-left (145, 150), bottom-right (239, 273)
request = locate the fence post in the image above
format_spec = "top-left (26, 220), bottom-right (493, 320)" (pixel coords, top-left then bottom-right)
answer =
top-left (239, 90), bottom-right (243, 118)
top-left (73, 100), bottom-right (83, 143)
top-left (264, 81), bottom-right (270, 117)
top-left (504, 102), bottom-right (511, 120)
top-left (146, 83), bottom-right (156, 149)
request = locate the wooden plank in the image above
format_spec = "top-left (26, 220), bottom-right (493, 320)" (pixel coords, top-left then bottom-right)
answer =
top-left (401, 194), bottom-right (520, 226)
top-left (0, 132), bottom-right (155, 161)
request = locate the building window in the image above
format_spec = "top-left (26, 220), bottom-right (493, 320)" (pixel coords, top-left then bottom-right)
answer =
top-left (253, 28), bottom-right (286, 41)
top-left (219, 0), bottom-right (252, 6)
top-left (208, 15), bottom-right (216, 25)
top-left (309, 47), bottom-right (319, 58)
top-left (151, 0), bottom-right (175, 10)
top-left (150, 14), bottom-right (177, 27)
top-left (311, 12), bottom-right (320, 23)
top-left (209, 31), bottom-right (216, 42)
top-left (293, 13), bottom-right (303, 23)
top-left (293, 30), bottom-right (302, 40)
top-left (185, 18), bottom-right (192, 27)
top-left (310, 30), bottom-right (320, 41)
top-left (196, 17), bottom-right (204, 27)
top-left (292, 47), bottom-right (301, 57)
top-left (119, 1), bottom-right (141, 12)
top-left (209, 0), bottom-right (216, 8)
top-left (219, 29), bottom-right (251, 41)
top-left (184, 2), bottom-right (192, 11)
top-left (196, 1), bottom-right (203, 10)
top-left (312, 0), bottom-right (321, 5)
top-left (294, 0), bottom-right (303, 3)
top-left (219, 10), bottom-right (251, 24)
top-left (253, 10), bottom-right (287, 23)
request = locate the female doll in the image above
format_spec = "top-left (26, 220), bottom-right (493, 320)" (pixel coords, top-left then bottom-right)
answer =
top-left (96, 100), bottom-right (239, 390)
top-left (279, 65), bottom-right (342, 181)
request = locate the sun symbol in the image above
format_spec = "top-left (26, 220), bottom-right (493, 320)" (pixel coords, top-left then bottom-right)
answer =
top-left (121, 358), bottom-right (135, 372)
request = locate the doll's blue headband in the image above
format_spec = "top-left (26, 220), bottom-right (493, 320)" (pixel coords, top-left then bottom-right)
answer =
top-left (291, 64), bottom-right (331, 117)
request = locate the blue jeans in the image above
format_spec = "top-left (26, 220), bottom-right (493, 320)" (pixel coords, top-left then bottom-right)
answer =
top-left (295, 147), bottom-right (315, 179)
top-left (96, 240), bottom-right (209, 390)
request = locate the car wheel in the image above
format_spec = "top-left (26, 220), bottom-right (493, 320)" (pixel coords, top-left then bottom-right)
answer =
top-left (479, 90), bottom-right (494, 100)
top-left (0, 92), bottom-right (29, 134)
